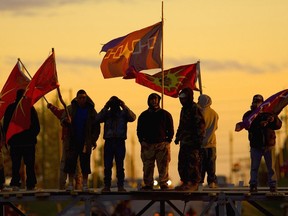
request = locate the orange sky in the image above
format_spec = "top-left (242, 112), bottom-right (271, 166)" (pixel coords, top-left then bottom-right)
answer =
top-left (0, 0), bottom-right (287, 185)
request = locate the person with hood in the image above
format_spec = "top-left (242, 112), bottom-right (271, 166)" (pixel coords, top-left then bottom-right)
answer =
top-left (174, 88), bottom-right (205, 191)
top-left (240, 94), bottom-right (282, 193)
top-left (198, 94), bottom-right (219, 188)
top-left (62, 89), bottom-right (100, 191)
top-left (3, 89), bottom-right (40, 190)
top-left (137, 93), bottom-right (174, 190)
top-left (96, 96), bottom-right (136, 192)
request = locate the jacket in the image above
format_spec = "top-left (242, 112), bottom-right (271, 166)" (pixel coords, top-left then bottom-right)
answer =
top-left (243, 111), bottom-right (282, 149)
top-left (63, 96), bottom-right (100, 154)
top-left (137, 108), bottom-right (174, 144)
top-left (198, 94), bottom-right (218, 148)
top-left (175, 102), bottom-right (205, 148)
top-left (3, 102), bottom-right (40, 146)
top-left (96, 105), bottom-right (136, 140)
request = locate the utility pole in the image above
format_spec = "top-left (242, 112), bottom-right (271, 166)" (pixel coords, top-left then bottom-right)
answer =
top-left (229, 131), bottom-right (233, 184)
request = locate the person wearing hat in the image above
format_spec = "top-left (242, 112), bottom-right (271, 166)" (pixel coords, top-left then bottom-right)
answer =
top-left (174, 88), bottom-right (205, 191)
top-left (198, 94), bottom-right (219, 188)
top-left (242, 94), bottom-right (282, 193)
top-left (137, 93), bottom-right (174, 190)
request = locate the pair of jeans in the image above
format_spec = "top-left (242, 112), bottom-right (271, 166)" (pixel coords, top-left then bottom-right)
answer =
top-left (249, 147), bottom-right (277, 187)
top-left (104, 138), bottom-right (126, 187)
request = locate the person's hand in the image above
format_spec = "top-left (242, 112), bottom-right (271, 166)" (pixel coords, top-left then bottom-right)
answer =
top-left (267, 115), bottom-right (274, 122)
top-left (260, 121), bottom-right (268, 127)
top-left (235, 122), bottom-right (244, 132)
top-left (174, 139), bottom-right (179, 145)
top-left (62, 116), bottom-right (71, 125)
top-left (119, 99), bottom-right (125, 108)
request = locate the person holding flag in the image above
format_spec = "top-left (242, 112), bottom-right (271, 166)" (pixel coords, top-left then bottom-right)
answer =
top-left (241, 94), bottom-right (282, 193)
top-left (47, 103), bottom-right (82, 190)
top-left (3, 89), bottom-right (40, 191)
top-left (0, 124), bottom-right (5, 190)
top-left (62, 89), bottom-right (100, 192)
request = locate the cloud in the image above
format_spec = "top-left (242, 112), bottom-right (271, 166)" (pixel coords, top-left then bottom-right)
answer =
top-left (2, 55), bottom-right (287, 75)
top-left (165, 57), bottom-right (288, 74)
top-left (57, 56), bottom-right (100, 68)
top-left (0, 0), bottom-right (135, 13)
top-left (0, 0), bottom-right (90, 13)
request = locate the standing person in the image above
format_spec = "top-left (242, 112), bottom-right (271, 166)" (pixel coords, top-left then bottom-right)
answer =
top-left (3, 89), bottom-right (40, 190)
top-left (174, 88), bottom-right (205, 191)
top-left (137, 93), bottom-right (174, 190)
top-left (238, 94), bottom-right (282, 193)
top-left (47, 103), bottom-right (82, 190)
top-left (0, 124), bottom-right (5, 190)
top-left (198, 94), bottom-right (219, 188)
top-left (96, 96), bottom-right (136, 192)
top-left (62, 89), bottom-right (100, 191)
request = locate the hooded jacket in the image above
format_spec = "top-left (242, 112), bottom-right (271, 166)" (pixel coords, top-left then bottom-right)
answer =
top-left (96, 102), bottom-right (136, 140)
top-left (175, 88), bottom-right (205, 148)
top-left (198, 94), bottom-right (218, 148)
top-left (137, 93), bottom-right (174, 144)
top-left (63, 95), bottom-right (100, 154)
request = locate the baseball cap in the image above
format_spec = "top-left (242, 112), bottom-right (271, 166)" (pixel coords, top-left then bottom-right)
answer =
top-left (252, 94), bottom-right (264, 102)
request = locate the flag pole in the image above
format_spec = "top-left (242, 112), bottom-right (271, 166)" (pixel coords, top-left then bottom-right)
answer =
top-left (18, 58), bottom-right (49, 103)
top-left (52, 48), bottom-right (72, 122)
top-left (197, 60), bottom-right (203, 95)
top-left (161, 0), bottom-right (164, 108)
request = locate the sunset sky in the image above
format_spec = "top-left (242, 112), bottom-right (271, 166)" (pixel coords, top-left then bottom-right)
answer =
top-left (1, 0), bottom-right (287, 185)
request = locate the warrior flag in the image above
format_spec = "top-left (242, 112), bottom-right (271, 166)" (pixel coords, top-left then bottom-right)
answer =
top-left (6, 51), bottom-right (59, 143)
top-left (100, 22), bottom-right (162, 79)
top-left (235, 88), bottom-right (288, 131)
top-left (135, 63), bottom-right (199, 98)
top-left (0, 61), bottom-right (30, 120)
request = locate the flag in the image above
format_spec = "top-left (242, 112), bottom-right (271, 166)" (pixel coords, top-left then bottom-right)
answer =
top-left (100, 22), bottom-right (162, 79)
top-left (6, 51), bottom-right (59, 142)
top-left (0, 61), bottom-right (30, 120)
top-left (135, 63), bottom-right (199, 98)
top-left (235, 89), bottom-right (288, 131)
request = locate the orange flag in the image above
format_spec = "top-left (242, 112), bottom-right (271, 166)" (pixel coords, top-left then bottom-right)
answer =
top-left (100, 22), bottom-right (162, 79)
top-left (0, 61), bottom-right (30, 120)
top-left (135, 63), bottom-right (199, 98)
top-left (6, 51), bottom-right (59, 142)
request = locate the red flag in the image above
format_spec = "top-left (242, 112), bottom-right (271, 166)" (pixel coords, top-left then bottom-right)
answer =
top-left (0, 61), bottom-right (30, 120)
top-left (6, 51), bottom-right (59, 142)
top-left (135, 63), bottom-right (199, 98)
top-left (100, 22), bottom-right (162, 79)
top-left (235, 89), bottom-right (288, 131)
